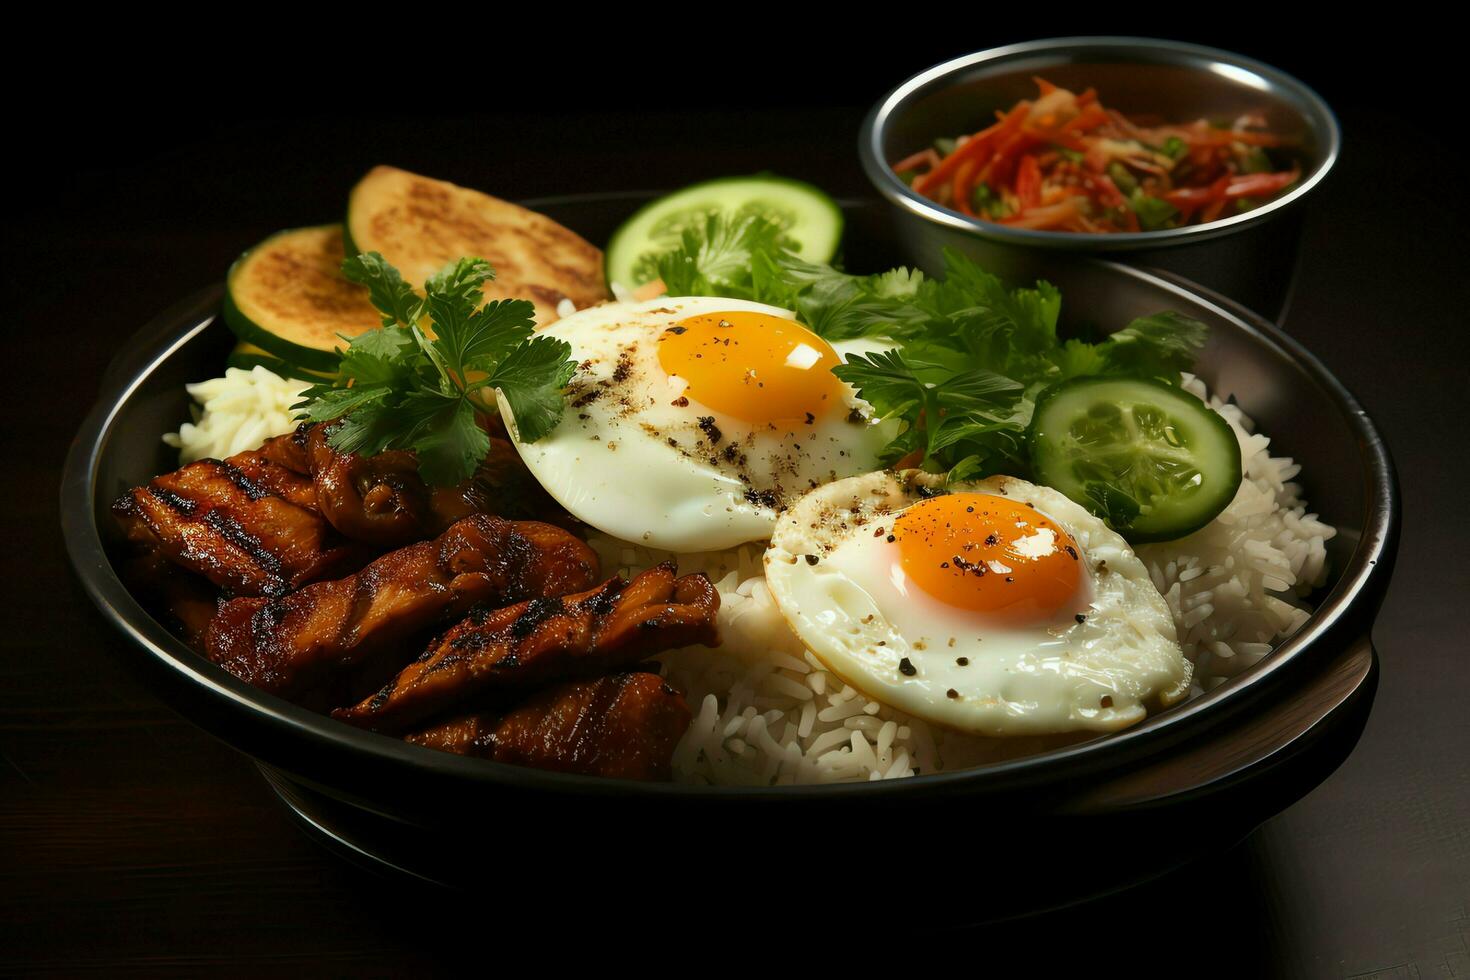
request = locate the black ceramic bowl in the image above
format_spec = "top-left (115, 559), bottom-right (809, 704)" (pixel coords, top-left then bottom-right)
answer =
top-left (860, 37), bottom-right (1341, 320)
top-left (61, 195), bottom-right (1395, 914)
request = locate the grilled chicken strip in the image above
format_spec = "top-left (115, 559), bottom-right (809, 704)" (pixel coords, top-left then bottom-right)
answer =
top-left (403, 672), bottom-right (692, 781)
top-left (265, 421), bottom-right (572, 546)
top-left (205, 516), bottom-right (599, 700)
top-left (334, 563), bottom-right (719, 734)
top-left (120, 553), bottom-right (220, 651)
top-left (112, 449), bottom-right (369, 598)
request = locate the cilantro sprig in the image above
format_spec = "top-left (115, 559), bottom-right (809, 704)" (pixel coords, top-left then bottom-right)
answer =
top-left (654, 215), bottom-right (1206, 483)
top-left (294, 253), bottom-right (576, 485)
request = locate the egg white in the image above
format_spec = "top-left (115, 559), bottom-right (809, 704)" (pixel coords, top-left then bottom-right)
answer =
top-left (763, 470), bottom-right (1192, 736)
top-left (499, 297), bottom-right (896, 552)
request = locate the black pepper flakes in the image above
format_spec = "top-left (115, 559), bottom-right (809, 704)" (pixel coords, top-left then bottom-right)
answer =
top-left (1075, 614), bottom-right (1087, 623)
top-left (946, 688), bottom-right (960, 700)
top-left (956, 656), bottom-right (969, 666)
top-left (898, 657), bottom-right (916, 676)
top-left (804, 554), bottom-right (819, 566)
top-left (697, 416), bottom-right (722, 444)
top-left (744, 488), bottom-right (779, 508)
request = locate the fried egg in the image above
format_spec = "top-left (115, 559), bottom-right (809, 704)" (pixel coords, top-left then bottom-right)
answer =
top-left (763, 470), bottom-right (1190, 736)
top-left (499, 297), bottom-right (896, 552)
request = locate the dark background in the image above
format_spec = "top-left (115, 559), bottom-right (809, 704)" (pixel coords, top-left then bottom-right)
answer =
top-left (6, 23), bottom-right (1468, 977)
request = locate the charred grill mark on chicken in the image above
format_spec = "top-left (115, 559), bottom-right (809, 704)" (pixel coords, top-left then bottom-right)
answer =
top-left (112, 418), bottom-right (581, 604)
top-left (402, 672), bottom-right (692, 781)
top-left (332, 562), bottom-right (719, 734)
top-left (204, 516), bottom-right (599, 700)
top-left (113, 453), bottom-right (370, 598)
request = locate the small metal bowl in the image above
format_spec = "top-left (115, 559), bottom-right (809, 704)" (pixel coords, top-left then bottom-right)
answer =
top-left (860, 37), bottom-right (1341, 319)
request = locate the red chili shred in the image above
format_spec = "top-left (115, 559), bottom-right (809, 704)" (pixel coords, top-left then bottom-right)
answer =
top-left (893, 77), bottom-right (1301, 233)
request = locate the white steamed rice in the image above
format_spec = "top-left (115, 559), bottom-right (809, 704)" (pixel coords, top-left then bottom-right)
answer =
top-left (1137, 374), bottom-right (1334, 689)
top-left (162, 366), bottom-right (310, 464)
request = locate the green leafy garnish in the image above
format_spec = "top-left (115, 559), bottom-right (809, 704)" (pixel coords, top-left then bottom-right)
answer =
top-left (655, 212), bottom-right (792, 298)
top-left (971, 183), bottom-right (1010, 219)
top-left (294, 253), bottom-right (576, 485)
top-left (1127, 189), bottom-right (1179, 231)
top-left (650, 216), bottom-right (1208, 488)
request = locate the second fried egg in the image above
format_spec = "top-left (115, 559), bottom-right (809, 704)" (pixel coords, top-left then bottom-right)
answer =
top-left (763, 470), bottom-right (1191, 736)
top-left (499, 297), bottom-right (896, 551)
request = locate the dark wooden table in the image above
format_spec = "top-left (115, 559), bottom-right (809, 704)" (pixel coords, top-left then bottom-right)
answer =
top-left (6, 36), bottom-right (1468, 976)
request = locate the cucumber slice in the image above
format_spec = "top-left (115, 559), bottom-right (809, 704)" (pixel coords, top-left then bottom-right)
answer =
top-left (225, 342), bottom-right (336, 383)
top-left (223, 225), bottom-right (379, 374)
top-left (1028, 377), bottom-right (1242, 543)
top-left (605, 175), bottom-right (843, 288)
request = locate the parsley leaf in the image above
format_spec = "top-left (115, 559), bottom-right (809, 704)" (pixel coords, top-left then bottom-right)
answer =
top-left (488, 335), bottom-right (578, 443)
top-left (294, 253), bottom-right (576, 485)
top-left (649, 228), bottom-right (1209, 486)
top-left (399, 390), bottom-right (491, 488)
top-left (656, 213), bottom-right (789, 298)
top-left (335, 325), bottom-right (417, 387)
top-left (342, 252), bottom-right (425, 327)
top-left (1097, 311), bottom-right (1208, 380)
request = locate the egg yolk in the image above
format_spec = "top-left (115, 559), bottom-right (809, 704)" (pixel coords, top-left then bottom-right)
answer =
top-left (891, 492), bottom-right (1085, 623)
top-left (657, 310), bottom-right (847, 424)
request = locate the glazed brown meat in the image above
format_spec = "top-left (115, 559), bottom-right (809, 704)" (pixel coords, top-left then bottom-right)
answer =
top-left (113, 450), bottom-right (370, 598)
top-left (267, 421), bottom-right (573, 546)
top-left (205, 516), bottom-right (599, 701)
top-left (120, 554), bottom-right (220, 651)
top-left (333, 562), bottom-right (719, 733)
top-left (403, 672), bottom-right (692, 781)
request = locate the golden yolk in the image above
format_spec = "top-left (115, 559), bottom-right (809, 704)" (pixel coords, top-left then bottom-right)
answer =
top-left (656, 310), bottom-right (847, 424)
top-left (892, 493), bottom-right (1085, 622)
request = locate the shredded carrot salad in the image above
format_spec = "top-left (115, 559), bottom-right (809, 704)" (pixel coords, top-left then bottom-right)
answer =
top-left (894, 78), bottom-right (1301, 233)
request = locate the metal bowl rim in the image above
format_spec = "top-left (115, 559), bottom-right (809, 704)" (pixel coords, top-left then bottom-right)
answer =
top-left (859, 35), bottom-right (1342, 252)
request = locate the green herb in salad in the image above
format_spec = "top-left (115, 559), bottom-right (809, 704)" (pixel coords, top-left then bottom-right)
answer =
top-left (293, 253), bottom-right (576, 486)
top-left (650, 213), bottom-right (1218, 534)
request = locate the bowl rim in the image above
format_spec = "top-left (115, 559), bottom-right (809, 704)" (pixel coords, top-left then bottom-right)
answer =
top-left (60, 207), bottom-right (1395, 803)
top-left (859, 35), bottom-right (1342, 252)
